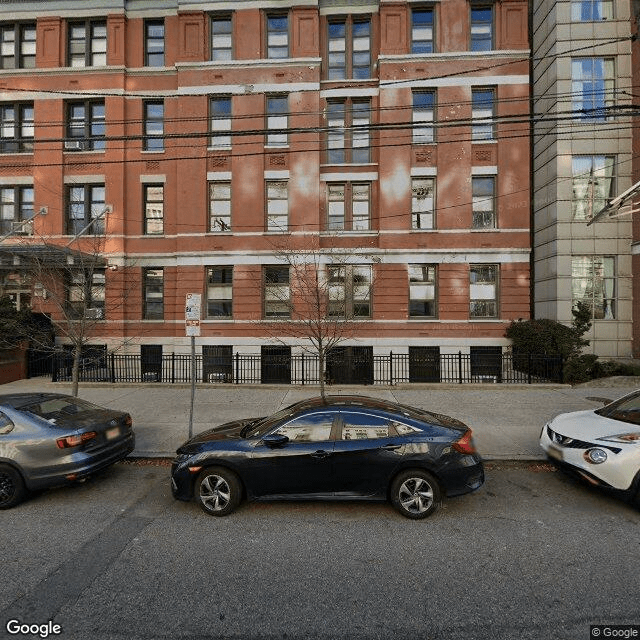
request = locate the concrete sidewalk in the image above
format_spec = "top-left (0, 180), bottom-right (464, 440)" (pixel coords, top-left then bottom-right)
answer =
top-left (2, 377), bottom-right (639, 460)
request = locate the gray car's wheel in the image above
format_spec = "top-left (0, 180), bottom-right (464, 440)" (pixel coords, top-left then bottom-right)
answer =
top-left (390, 469), bottom-right (441, 519)
top-left (196, 467), bottom-right (241, 516)
top-left (0, 464), bottom-right (26, 510)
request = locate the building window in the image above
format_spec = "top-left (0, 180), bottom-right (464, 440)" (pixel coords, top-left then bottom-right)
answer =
top-left (470, 264), bottom-right (498, 318)
top-left (328, 265), bottom-right (371, 318)
top-left (211, 15), bottom-right (233, 61)
top-left (412, 9), bottom-right (434, 54)
top-left (68, 270), bottom-right (105, 320)
top-left (145, 20), bottom-right (164, 67)
top-left (0, 23), bottom-right (36, 69)
top-left (143, 101), bottom-right (164, 151)
top-left (572, 156), bottom-right (615, 221)
top-left (144, 184), bottom-right (163, 235)
top-left (65, 101), bottom-right (105, 151)
top-left (472, 89), bottom-right (495, 141)
top-left (0, 103), bottom-right (34, 153)
top-left (266, 95), bottom-right (288, 147)
top-left (143, 268), bottom-right (164, 320)
top-left (210, 97), bottom-right (232, 148)
top-left (572, 57), bottom-right (614, 120)
top-left (572, 0), bottom-right (613, 20)
top-left (209, 182), bottom-right (231, 232)
top-left (327, 17), bottom-right (371, 80)
top-left (68, 20), bottom-right (107, 67)
top-left (327, 182), bottom-right (370, 231)
top-left (266, 180), bottom-right (288, 231)
top-left (409, 264), bottom-right (437, 318)
top-left (412, 178), bottom-right (435, 230)
top-left (413, 91), bottom-right (435, 144)
top-left (0, 186), bottom-right (34, 236)
top-left (66, 184), bottom-right (106, 236)
top-left (572, 256), bottom-right (615, 320)
top-left (264, 266), bottom-right (290, 318)
top-left (207, 266), bottom-right (233, 318)
top-left (472, 176), bottom-right (496, 229)
top-left (470, 7), bottom-right (493, 52)
top-left (266, 14), bottom-right (288, 59)
top-left (326, 98), bottom-right (370, 164)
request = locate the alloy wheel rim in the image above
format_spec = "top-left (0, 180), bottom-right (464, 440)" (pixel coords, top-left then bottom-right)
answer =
top-left (399, 477), bottom-right (433, 514)
top-left (199, 475), bottom-right (231, 511)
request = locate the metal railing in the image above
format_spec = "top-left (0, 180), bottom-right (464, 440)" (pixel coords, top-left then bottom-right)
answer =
top-left (48, 351), bottom-right (564, 385)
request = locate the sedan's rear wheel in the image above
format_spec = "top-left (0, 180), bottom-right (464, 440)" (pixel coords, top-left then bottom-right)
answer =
top-left (391, 470), bottom-right (441, 519)
top-left (196, 467), bottom-right (241, 516)
top-left (0, 464), bottom-right (26, 509)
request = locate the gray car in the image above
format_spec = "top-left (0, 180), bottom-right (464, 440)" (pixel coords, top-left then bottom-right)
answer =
top-left (0, 393), bottom-right (135, 509)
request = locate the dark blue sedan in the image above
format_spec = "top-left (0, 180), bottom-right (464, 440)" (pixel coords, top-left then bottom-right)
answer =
top-left (171, 395), bottom-right (484, 519)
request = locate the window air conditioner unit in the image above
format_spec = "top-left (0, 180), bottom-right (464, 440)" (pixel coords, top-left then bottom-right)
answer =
top-left (84, 307), bottom-right (104, 320)
top-left (10, 220), bottom-right (33, 235)
top-left (65, 140), bottom-right (86, 150)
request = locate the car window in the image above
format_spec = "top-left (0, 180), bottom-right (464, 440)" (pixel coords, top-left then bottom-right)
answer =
top-left (272, 411), bottom-right (336, 443)
top-left (23, 397), bottom-right (102, 421)
top-left (596, 392), bottom-right (640, 425)
top-left (390, 420), bottom-right (422, 436)
top-left (0, 411), bottom-right (14, 434)
top-left (340, 412), bottom-right (391, 440)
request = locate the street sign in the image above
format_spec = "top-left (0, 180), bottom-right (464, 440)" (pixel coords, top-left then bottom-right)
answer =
top-left (185, 293), bottom-right (201, 320)
top-left (186, 319), bottom-right (200, 337)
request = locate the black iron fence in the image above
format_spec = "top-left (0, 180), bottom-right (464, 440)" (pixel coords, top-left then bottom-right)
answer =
top-left (48, 350), bottom-right (564, 385)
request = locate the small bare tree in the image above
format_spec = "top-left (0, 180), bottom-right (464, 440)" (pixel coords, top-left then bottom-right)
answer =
top-left (262, 235), bottom-right (379, 398)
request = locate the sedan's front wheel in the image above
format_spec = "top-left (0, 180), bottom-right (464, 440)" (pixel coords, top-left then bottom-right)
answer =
top-left (0, 464), bottom-right (26, 510)
top-left (196, 467), bottom-right (241, 516)
top-left (390, 470), bottom-right (441, 519)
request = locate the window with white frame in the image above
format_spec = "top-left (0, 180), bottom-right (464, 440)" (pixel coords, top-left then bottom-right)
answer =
top-left (66, 184), bottom-right (106, 236)
top-left (145, 20), bottom-right (164, 66)
top-left (326, 98), bottom-right (370, 164)
top-left (266, 180), bottom-right (288, 231)
top-left (0, 102), bottom-right (34, 153)
top-left (68, 270), bottom-right (105, 319)
top-left (144, 184), bottom-right (163, 235)
top-left (412, 178), bottom-right (435, 230)
top-left (572, 256), bottom-right (615, 320)
top-left (413, 91), bottom-right (435, 144)
top-left (143, 101), bottom-right (164, 151)
top-left (68, 20), bottom-right (107, 67)
top-left (572, 57), bottom-right (614, 120)
top-left (207, 266), bottom-right (233, 318)
top-left (572, 155), bottom-right (615, 221)
top-left (264, 266), bottom-right (290, 318)
top-left (469, 264), bottom-right (498, 318)
top-left (266, 95), bottom-right (288, 147)
top-left (472, 89), bottom-right (495, 141)
top-left (0, 186), bottom-right (34, 236)
top-left (327, 16), bottom-right (371, 80)
top-left (470, 6), bottom-right (493, 51)
top-left (0, 23), bottom-right (36, 69)
top-left (266, 14), bottom-right (288, 59)
top-left (327, 182), bottom-right (370, 231)
top-left (412, 8), bottom-right (434, 54)
top-left (472, 176), bottom-right (496, 229)
top-left (209, 181), bottom-right (231, 232)
top-left (66, 100), bottom-right (105, 151)
top-left (328, 265), bottom-right (371, 318)
top-left (409, 264), bottom-right (437, 318)
top-left (210, 97), bottom-right (232, 148)
top-left (571, 0), bottom-right (613, 20)
top-left (211, 15), bottom-right (233, 61)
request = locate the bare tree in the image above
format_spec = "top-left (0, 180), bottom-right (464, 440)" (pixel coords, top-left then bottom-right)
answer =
top-left (262, 235), bottom-right (379, 398)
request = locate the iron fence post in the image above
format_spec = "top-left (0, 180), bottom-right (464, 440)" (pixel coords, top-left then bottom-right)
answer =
top-left (458, 351), bottom-right (463, 384)
top-left (110, 352), bottom-right (115, 383)
top-left (235, 352), bottom-right (239, 384)
top-left (389, 351), bottom-right (393, 385)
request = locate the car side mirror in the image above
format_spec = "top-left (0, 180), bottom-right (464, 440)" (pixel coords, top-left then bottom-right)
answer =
top-left (262, 433), bottom-right (289, 448)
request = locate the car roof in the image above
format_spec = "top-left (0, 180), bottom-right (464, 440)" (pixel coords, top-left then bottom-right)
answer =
top-left (291, 395), bottom-right (409, 413)
top-left (0, 393), bottom-right (69, 409)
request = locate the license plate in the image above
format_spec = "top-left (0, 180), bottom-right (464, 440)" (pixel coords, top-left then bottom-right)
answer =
top-left (547, 444), bottom-right (563, 461)
top-left (106, 426), bottom-right (121, 440)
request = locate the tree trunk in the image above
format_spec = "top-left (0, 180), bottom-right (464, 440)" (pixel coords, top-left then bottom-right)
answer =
top-left (71, 345), bottom-right (81, 397)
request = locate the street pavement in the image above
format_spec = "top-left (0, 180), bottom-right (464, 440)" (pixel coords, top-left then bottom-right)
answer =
top-left (1, 376), bottom-right (639, 460)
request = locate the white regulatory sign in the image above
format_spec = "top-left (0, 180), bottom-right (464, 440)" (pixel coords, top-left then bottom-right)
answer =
top-left (185, 293), bottom-right (202, 321)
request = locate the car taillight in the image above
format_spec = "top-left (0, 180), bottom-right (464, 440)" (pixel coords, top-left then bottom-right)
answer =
top-left (124, 414), bottom-right (132, 428)
top-left (452, 429), bottom-right (476, 454)
top-left (56, 431), bottom-right (97, 449)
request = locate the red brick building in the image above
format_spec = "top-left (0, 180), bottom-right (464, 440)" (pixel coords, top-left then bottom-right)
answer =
top-left (0, 0), bottom-right (530, 383)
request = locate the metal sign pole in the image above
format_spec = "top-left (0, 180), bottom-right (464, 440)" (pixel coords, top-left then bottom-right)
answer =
top-left (185, 293), bottom-right (202, 440)
top-left (189, 334), bottom-right (195, 439)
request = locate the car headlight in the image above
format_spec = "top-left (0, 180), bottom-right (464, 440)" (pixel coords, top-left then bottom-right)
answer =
top-left (597, 432), bottom-right (640, 443)
top-left (584, 448), bottom-right (608, 464)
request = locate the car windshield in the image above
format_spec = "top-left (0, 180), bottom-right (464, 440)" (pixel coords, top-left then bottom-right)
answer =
top-left (595, 391), bottom-right (640, 426)
top-left (22, 397), bottom-right (105, 422)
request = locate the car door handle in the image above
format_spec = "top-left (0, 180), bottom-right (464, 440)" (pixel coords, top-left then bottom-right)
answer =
top-left (310, 450), bottom-right (331, 459)
top-left (380, 443), bottom-right (402, 450)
